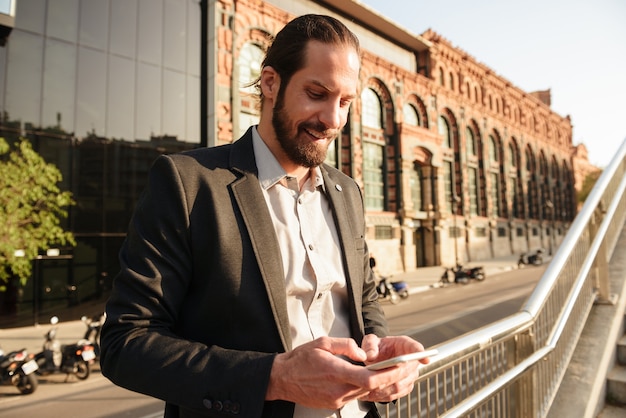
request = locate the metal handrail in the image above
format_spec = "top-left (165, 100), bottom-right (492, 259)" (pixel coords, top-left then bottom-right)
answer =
top-left (382, 137), bottom-right (626, 418)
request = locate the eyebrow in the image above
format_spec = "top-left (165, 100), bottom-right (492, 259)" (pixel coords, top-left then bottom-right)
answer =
top-left (309, 79), bottom-right (357, 100)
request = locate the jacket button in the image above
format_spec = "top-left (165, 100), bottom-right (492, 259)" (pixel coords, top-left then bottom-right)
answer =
top-left (214, 401), bottom-right (223, 411)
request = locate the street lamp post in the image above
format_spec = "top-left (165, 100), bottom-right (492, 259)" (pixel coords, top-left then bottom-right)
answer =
top-left (452, 195), bottom-right (461, 266)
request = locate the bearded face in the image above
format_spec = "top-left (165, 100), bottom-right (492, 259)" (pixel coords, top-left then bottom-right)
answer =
top-left (271, 86), bottom-right (338, 168)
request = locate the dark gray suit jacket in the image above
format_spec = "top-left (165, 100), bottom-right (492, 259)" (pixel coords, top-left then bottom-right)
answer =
top-left (100, 128), bottom-right (388, 417)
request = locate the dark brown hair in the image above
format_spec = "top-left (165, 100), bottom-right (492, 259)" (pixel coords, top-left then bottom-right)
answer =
top-left (254, 14), bottom-right (360, 105)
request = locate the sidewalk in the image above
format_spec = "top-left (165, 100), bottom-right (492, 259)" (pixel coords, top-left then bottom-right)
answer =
top-left (0, 255), bottom-right (522, 354)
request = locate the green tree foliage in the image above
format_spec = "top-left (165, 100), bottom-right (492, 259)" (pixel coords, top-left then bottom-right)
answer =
top-left (0, 137), bottom-right (75, 286)
top-left (577, 169), bottom-right (602, 206)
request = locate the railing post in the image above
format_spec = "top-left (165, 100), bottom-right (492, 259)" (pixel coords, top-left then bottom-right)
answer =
top-left (591, 201), bottom-right (616, 305)
top-left (511, 329), bottom-right (536, 417)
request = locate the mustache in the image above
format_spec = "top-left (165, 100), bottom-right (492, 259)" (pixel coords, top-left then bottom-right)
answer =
top-left (300, 122), bottom-right (340, 138)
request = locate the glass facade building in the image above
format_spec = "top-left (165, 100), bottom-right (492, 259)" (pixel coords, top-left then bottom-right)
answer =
top-left (0, 0), bottom-right (201, 326)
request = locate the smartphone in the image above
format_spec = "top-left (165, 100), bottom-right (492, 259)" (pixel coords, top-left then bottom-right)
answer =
top-left (365, 349), bottom-right (439, 371)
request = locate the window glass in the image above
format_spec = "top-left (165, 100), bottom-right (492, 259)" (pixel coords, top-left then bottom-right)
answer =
top-left (164, 0), bottom-right (186, 72)
top-left (107, 55), bottom-right (135, 140)
top-left (443, 160), bottom-right (453, 213)
top-left (42, 38), bottom-right (76, 132)
top-left (76, 46), bottom-right (106, 136)
top-left (186, 74), bottom-right (201, 143)
top-left (410, 165), bottom-right (422, 211)
top-left (163, 68), bottom-right (186, 139)
top-left (361, 88), bottom-right (381, 129)
top-left (469, 167), bottom-right (478, 215)
top-left (14, 0), bottom-right (45, 34)
top-left (491, 172), bottom-right (500, 217)
top-left (79, 0), bottom-right (108, 51)
top-left (5, 31), bottom-right (43, 125)
top-left (46, 0), bottom-right (79, 43)
top-left (363, 141), bottom-right (384, 211)
top-left (238, 43), bottom-right (264, 94)
top-left (136, 62), bottom-right (161, 140)
top-left (509, 143), bottom-right (516, 167)
top-left (138, 0), bottom-right (163, 65)
top-left (489, 135), bottom-right (498, 162)
top-left (403, 103), bottom-right (419, 126)
top-left (438, 115), bottom-right (451, 148)
top-left (466, 126), bottom-right (475, 155)
top-left (110, 0), bottom-right (137, 58)
top-left (186, 0), bottom-right (200, 77)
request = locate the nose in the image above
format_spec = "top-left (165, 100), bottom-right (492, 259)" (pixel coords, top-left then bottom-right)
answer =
top-left (318, 100), bottom-right (343, 130)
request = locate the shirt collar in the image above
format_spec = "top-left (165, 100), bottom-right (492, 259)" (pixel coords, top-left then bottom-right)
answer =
top-left (252, 126), bottom-right (326, 192)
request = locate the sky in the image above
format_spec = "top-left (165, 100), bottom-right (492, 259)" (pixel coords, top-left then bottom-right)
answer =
top-left (359, 0), bottom-right (626, 168)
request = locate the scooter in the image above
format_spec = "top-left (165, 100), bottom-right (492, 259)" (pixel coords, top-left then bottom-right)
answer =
top-left (518, 249), bottom-right (544, 267)
top-left (441, 264), bottom-right (486, 284)
top-left (376, 275), bottom-right (401, 304)
top-left (0, 347), bottom-right (39, 394)
top-left (391, 280), bottom-right (409, 299)
top-left (34, 316), bottom-right (96, 381)
top-left (81, 313), bottom-right (105, 360)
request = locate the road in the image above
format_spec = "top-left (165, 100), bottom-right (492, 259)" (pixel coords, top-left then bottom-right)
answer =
top-left (0, 265), bottom-right (546, 417)
top-left (381, 265), bottom-right (546, 347)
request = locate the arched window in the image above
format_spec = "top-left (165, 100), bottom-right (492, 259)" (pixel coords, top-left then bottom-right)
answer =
top-left (362, 87), bottom-right (385, 211)
top-left (410, 163), bottom-right (423, 211)
top-left (361, 88), bottom-right (382, 129)
top-left (489, 135), bottom-right (498, 163)
top-left (237, 42), bottom-right (264, 137)
top-left (363, 141), bottom-right (384, 211)
top-left (466, 127), bottom-right (476, 156)
top-left (238, 43), bottom-right (264, 94)
top-left (438, 115), bottom-right (452, 148)
top-left (438, 68), bottom-right (445, 86)
top-left (403, 103), bottom-right (420, 127)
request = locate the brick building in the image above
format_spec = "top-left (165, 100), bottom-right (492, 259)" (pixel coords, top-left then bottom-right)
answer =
top-left (210, 0), bottom-right (583, 273)
top-left (0, 0), bottom-right (597, 325)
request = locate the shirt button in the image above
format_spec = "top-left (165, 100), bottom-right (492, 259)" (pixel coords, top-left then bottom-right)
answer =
top-left (298, 197), bottom-right (303, 204)
top-left (317, 292), bottom-right (323, 299)
top-left (308, 244), bottom-right (314, 251)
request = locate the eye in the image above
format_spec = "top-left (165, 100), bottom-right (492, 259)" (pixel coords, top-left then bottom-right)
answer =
top-left (308, 90), bottom-right (324, 100)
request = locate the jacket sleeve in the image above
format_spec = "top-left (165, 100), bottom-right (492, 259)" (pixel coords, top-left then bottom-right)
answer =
top-left (100, 154), bottom-right (275, 417)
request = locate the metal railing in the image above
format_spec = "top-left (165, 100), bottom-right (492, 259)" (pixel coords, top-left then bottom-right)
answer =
top-left (381, 137), bottom-right (626, 418)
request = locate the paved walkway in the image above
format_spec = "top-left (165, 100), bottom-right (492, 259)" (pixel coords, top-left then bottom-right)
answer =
top-left (0, 254), bottom-right (524, 355)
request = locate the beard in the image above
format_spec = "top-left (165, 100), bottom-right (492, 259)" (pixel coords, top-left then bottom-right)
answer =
top-left (271, 92), bottom-right (337, 168)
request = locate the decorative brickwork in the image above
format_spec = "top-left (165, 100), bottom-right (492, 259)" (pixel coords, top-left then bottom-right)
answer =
top-left (211, 0), bottom-right (598, 272)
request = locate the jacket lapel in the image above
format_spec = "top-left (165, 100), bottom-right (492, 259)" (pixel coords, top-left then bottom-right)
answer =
top-left (320, 166), bottom-right (365, 339)
top-left (229, 131), bottom-right (292, 351)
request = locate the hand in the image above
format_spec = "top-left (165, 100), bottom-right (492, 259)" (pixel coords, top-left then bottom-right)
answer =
top-left (359, 334), bottom-right (429, 403)
top-left (266, 337), bottom-right (372, 410)
top-left (265, 335), bottom-right (431, 409)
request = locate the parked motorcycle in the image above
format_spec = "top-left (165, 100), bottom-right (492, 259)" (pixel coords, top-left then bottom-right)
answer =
top-left (370, 256), bottom-right (409, 302)
top-left (34, 316), bottom-right (96, 381)
top-left (441, 264), bottom-right (486, 284)
top-left (518, 249), bottom-right (544, 267)
top-left (81, 313), bottom-right (105, 360)
top-left (0, 347), bottom-right (38, 394)
top-left (390, 280), bottom-right (409, 299)
top-left (376, 275), bottom-right (401, 304)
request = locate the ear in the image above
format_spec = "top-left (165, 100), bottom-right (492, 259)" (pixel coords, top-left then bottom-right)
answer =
top-left (260, 66), bottom-right (280, 103)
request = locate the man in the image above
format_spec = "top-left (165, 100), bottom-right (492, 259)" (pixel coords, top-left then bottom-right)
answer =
top-left (100, 14), bottom-right (429, 418)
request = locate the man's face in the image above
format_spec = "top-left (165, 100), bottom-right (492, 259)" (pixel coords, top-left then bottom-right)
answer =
top-left (270, 41), bottom-right (360, 168)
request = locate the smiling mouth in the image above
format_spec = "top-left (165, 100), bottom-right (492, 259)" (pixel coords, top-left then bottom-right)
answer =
top-left (304, 128), bottom-right (336, 141)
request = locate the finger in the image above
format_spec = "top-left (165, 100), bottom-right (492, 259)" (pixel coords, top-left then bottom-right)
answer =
top-left (361, 334), bottom-right (380, 360)
top-left (316, 336), bottom-right (368, 363)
